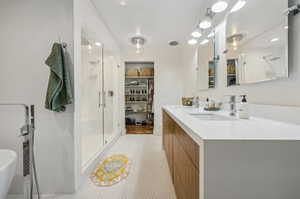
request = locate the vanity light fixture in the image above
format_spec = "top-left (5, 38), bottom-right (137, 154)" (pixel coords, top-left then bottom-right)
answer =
top-left (230, 0), bottom-right (247, 13)
top-left (271, 38), bottom-right (279, 42)
top-left (191, 29), bottom-right (202, 38)
top-left (200, 39), bottom-right (209, 45)
top-left (199, 8), bottom-right (214, 29)
top-left (212, 0), bottom-right (228, 13)
top-left (188, 39), bottom-right (198, 45)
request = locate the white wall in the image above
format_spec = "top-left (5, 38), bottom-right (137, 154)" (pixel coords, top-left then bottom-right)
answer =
top-left (0, 0), bottom-right (75, 194)
top-left (183, 0), bottom-right (300, 109)
top-left (122, 47), bottom-right (184, 135)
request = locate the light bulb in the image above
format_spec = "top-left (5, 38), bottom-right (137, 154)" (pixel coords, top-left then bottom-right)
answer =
top-left (212, 1), bottom-right (228, 13)
top-left (271, 38), bottom-right (279, 43)
top-left (188, 39), bottom-right (198, 45)
top-left (95, 42), bottom-right (101, 46)
top-left (200, 39), bottom-right (209, 45)
top-left (230, 0), bottom-right (246, 13)
top-left (191, 30), bottom-right (202, 38)
top-left (207, 32), bottom-right (215, 38)
top-left (199, 19), bottom-right (212, 29)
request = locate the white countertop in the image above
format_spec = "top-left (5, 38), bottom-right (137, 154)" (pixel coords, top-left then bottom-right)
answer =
top-left (163, 105), bottom-right (300, 141)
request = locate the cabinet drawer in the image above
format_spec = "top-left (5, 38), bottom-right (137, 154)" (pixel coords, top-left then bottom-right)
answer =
top-left (174, 123), bottom-right (199, 169)
top-left (173, 137), bottom-right (199, 199)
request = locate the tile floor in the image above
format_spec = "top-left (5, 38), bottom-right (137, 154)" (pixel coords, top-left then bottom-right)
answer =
top-left (8, 135), bottom-right (176, 199)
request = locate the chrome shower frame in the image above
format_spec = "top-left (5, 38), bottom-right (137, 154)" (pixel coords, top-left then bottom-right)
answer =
top-left (0, 104), bottom-right (40, 199)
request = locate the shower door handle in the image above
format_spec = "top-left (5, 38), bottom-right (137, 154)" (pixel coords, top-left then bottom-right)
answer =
top-left (103, 91), bottom-right (106, 108)
top-left (98, 91), bottom-right (103, 108)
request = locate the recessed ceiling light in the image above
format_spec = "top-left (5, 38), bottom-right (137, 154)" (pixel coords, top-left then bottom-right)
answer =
top-left (212, 1), bottom-right (228, 13)
top-left (188, 39), bottom-right (198, 45)
top-left (95, 42), bottom-right (102, 46)
top-left (199, 19), bottom-right (212, 29)
top-left (207, 32), bottom-right (215, 38)
top-left (271, 38), bottom-right (279, 42)
top-left (191, 30), bottom-right (202, 38)
top-left (120, 0), bottom-right (127, 6)
top-left (230, 0), bottom-right (247, 13)
top-left (200, 39), bottom-right (209, 45)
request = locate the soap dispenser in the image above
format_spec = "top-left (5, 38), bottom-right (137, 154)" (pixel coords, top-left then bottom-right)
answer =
top-left (205, 98), bottom-right (209, 109)
top-left (238, 95), bottom-right (249, 119)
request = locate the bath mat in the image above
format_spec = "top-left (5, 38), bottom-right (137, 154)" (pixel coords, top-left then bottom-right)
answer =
top-left (90, 154), bottom-right (131, 186)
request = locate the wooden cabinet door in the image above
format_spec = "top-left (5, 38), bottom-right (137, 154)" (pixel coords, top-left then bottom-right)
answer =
top-left (163, 111), bottom-right (174, 180)
top-left (173, 137), bottom-right (199, 199)
top-left (174, 124), bottom-right (199, 169)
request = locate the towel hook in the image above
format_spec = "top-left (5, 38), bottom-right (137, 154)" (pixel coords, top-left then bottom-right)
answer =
top-left (58, 36), bottom-right (67, 48)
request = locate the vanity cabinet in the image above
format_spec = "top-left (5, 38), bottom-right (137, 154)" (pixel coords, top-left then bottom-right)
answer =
top-left (163, 106), bottom-right (300, 199)
top-left (163, 110), bottom-right (199, 199)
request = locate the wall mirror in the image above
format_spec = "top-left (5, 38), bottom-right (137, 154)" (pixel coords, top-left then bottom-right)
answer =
top-left (226, 0), bottom-right (288, 86)
top-left (197, 32), bottom-right (217, 90)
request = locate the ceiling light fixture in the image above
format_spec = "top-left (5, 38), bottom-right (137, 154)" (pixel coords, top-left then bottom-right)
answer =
top-left (271, 38), bottom-right (279, 42)
top-left (131, 36), bottom-right (146, 54)
top-left (212, 0), bottom-right (228, 13)
top-left (200, 39), bottom-right (209, 45)
top-left (230, 0), bottom-right (247, 13)
top-left (188, 39), bottom-right (198, 45)
top-left (191, 29), bottom-right (202, 38)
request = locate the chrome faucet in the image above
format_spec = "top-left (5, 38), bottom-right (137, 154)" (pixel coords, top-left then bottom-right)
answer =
top-left (228, 95), bottom-right (236, 116)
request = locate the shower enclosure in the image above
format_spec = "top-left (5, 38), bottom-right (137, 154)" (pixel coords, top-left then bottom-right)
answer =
top-left (80, 30), bottom-right (119, 169)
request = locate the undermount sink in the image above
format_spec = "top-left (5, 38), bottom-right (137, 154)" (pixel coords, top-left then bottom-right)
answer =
top-left (189, 112), bottom-right (236, 121)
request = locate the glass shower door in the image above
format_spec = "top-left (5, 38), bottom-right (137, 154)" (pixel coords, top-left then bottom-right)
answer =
top-left (103, 51), bottom-right (118, 145)
top-left (80, 38), bottom-right (104, 168)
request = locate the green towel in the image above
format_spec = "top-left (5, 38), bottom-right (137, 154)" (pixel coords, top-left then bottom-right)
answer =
top-left (45, 43), bottom-right (73, 112)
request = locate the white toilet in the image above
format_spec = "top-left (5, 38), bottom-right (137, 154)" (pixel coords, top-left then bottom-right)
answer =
top-left (0, 149), bottom-right (17, 199)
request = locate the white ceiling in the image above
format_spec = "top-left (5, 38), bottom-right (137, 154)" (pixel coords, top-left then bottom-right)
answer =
top-left (91, 0), bottom-right (237, 54)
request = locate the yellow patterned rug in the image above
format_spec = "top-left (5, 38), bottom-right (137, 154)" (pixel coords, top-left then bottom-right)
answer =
top-left (90, 154), bottom-right (131, 186)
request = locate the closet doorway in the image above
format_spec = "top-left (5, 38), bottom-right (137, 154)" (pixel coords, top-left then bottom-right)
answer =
top-left (125, 62), bottom-right (154, 134)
